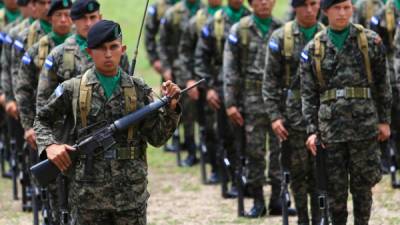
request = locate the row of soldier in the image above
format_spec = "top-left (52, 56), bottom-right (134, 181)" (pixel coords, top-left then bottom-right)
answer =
top-left (144, 0), bottom-right (400, 224)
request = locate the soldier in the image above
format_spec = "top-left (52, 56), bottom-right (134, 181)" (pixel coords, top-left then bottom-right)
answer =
top-left (264, 0), bottom-right (324, 224)
top-left (352, 0), bottom-right (383, 28)
top-left (158, 0), bottom-right (204, 166)
top-left (300, 0), bottom-right (391, 224)
top-left (391, 15), bottom-right (400, 169)
top-left (179, 0), bottom-right (222, 182)
top-left (195, 0), bottom-right (251, 198)
top-left (145, 0), bottom-right (179, 75)
top-left (34, 20), bottom-right (181, 225)
top-left (223, 0), bottom-right (294, 217)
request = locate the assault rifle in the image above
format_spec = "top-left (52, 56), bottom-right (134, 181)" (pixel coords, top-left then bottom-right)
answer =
top-left (280, 139), bottom-right (292, 225)
top-left (316, 140), bottom-right (330, 225)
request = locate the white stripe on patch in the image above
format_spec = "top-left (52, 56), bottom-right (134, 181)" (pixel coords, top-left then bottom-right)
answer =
top-left (4, 35), bottom-right (13, 44)
top-left (268, 39), bottom-right (279, 52)
top-left (22, 53), bottom-right (32, 65)
top-left (301, 51), bottom-right (308, 61)
top-left (13, 40), bottom-right (24, 50)
top-left (54, 85), bottom-right (64, 97)
top-left (228, 34), bottom-right (238, 44)
top-left (45, 57), bottom-right (54, 69)
top-left (371, 16), bottom-right (379, 26)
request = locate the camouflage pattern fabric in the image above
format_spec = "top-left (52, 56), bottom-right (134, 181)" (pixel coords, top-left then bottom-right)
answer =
top-left (352, 0), bottom-right (383, 28)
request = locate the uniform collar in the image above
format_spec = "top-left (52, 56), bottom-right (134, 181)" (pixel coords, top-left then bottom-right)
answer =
top-left (85, 67), bottom-right (133, 87)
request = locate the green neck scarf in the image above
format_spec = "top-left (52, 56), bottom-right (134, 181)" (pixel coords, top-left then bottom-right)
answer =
top-left (0, 2), bottom-right (4, 9)
top-left (252, 15), bottom-right (272, 37)
top-left (5, 8), bottom-right (20, 23)
top-left (225, 5), bottom-right (245, 23)
top-left (40, 20), bottom-right (52, 34)
top-left (75, 34), bottom-right (92, 61)
top-left (381, 0), bottom-right (387, 4)
top-left (184, 0), bottom-right (200, 17)
top-left (29, 17), bottom-right (35, 25)
top-left (167, 0), bottom-right (180, 4)
top-left (49, 31), bottom-right (72, 46)
top-left (299, 23), bottom-right (318, 42)
top-left (95, 69), bottom-right (121, 99)
top-left (207, 5), bottom-right (222, 16)
top-left (327, 25), bottom-right (350, 50)
top-left (395, 0), bottom-right (400, 11)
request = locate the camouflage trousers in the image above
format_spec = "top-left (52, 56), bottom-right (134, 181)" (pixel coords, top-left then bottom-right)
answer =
top-left (70, 205), bottom-right (147, 225)
top-left (324, 139), bottom-right (382, 225)
top-left (180, 94), bottom-right (196, 143)
top-left (286, 129), bottom-right (319, 225)
top-left (243, 113), bottom-right (280, 189)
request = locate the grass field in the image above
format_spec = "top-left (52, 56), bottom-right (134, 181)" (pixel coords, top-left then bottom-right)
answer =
top-left (1, 1), bottom-right (400, 225)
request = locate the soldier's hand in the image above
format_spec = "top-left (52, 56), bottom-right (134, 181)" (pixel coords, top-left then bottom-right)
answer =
top-left (272, 119), bottom-right (289, 141)
top-left (46, 144), bottom-right (75, 172)
top-left (306, 134), bottom-right (319, 156)
top-left (152, 60), bottom-right (163, 74)
top-left (24, 128), bottom-right (37, 150)
top-left (186, 80), bottom-right (199, 101)
top-left (5, 101), bottom-right (19, 120)
top-left (162, 80), bottom-right (180, 110)
top-left (162, 69), bottom-right (173, 81)
top-left (377, 123), bottom-right (390, 142)
top-left (0, 94), bottom-right (5, 107)
top-left (206, 89), bottom-right (220, 110)
top-left (226, 106), bottom-right (244, 127)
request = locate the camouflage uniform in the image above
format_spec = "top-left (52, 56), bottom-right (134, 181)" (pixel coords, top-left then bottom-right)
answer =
top-left (179, 7), bottom-right (219, 172)
top-left (144, 0), bottom-right (176, 65)
top-left (34, 68), bottom-right (180, 225)
top-left (264, 21), bottom-right (325, 225)
top-left (352, 0), bottom-right (383, 28)
top-left (300, 23), bottom-right (391, 225)
top-left (158, 0), bottom-right (204, 160)
top-left (223, 15), bottom-right (282, 198)
top-left (35, 34), bottom-right (130, 111)
top-left (195, 6), bottom-right (251, 194)
top-left (391, 24), bottom-right (400, 164)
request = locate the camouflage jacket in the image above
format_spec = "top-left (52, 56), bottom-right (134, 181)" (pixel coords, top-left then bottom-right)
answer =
top-left (300, 23), bottom-right (391, 143)
top-left (158, 1), bottom-right (204, 87)
top-left (15, 34), bottom-right (57, 130)
top-left (179, 8), bottom-right (213, 82)
top-left (194, 7), bottom-right (251, 91)
top-left (34, 68), bottom-right (180, 211)
top-left (353, 0), bottom-right (384, 28)
top-left (390, 25), bottom-right (400, 126)
top-left (144, 0), bottom-right (175, 64)
top-left (263, 21), bottom-right (324, 130)
top-left (35, 34), bottom-right (130, 111)
top-left (223, 15), bottom-right (281, 115)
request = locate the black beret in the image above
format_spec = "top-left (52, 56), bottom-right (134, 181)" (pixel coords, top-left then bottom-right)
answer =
top-left (322, 0), bottom-right (349, 10)
top-left (47, 0), bottom-right (72, 16)
top-left (70, 0), bottom-right (100, 20)
top-left (17, 0), bottom-right (30, 6)
top-left (87, 20), bottom-right (122, 49)
top-left (291, 0), bottom-right (306, 7)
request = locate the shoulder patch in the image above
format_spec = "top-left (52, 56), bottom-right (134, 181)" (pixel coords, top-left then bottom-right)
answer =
top-left (300, 50), bottom-right (309, 62)
top-left (44, 56), bottom-right (54, 70)
top-left (0, 32), bottom-right (5, 43)
top-left (201, 26), bottom-right (210, 38)
top-left (22, 52), bottom-right (32, 65)
top-left (4, 35), bottom-right (13, 45)
top-left (148, 5), bottom-right (156, 15)
top-left (228, 34), bottom-right (238, 45)
top-left (370, 16), bottom-right (379, 26)
top-left (13, 40), bottom-right (24, 51)
top-left (160, 18), bottom-right (166, 25)
top-left (54, 84), bottom-right (64, 97)
top-left (268, 39), bottom-right (280, 53)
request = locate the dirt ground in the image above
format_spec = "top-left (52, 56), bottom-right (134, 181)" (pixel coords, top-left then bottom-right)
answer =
top-left (1, 150), bottom-right (400, 225)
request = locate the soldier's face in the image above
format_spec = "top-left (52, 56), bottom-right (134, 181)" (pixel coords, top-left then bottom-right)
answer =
top-left (295, 0), bottom-right (320, 27)
top-left (34, 0), bottom-right (51, 20)
top-left (87, 40), bottom-right (127, 76)
top-left (228, 0), bottom-right (244, 10)
top-left (324, 0), bottom-right (353, 30)
top-left (251, 0), bottom-right (275, 19)
top-left (208, 0), bottom-right (222, 7)
top-left (3, 0), bottom-right (18, 10)
top-left (50, 9), bottom-right (72, 36)
top-left (19, 5), bottom-right (32, 18)
top-left (74, 12), bottom-right (102, 38)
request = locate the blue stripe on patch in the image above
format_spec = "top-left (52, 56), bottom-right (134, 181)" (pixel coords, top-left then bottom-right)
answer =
top-left (201, 26), bottom-right (210, 38)
top-left (148, 5), bottom-right (156, 15)
top-left (268, 39), bottom-right (279, 52)
top-left (0, 32), bottom-right (5, 43)
top-left (370, 16), bottom-right (379, 26)
top-left (13, 40), bottom-right (24, 51)
top-left (4, 35), bottom-right (13, 45)
top-left (45, 57), bottom-right (54, 70)
top-left (301, 51), bottom-right (308, 62)
top-left (22, 53), bottom-right (32, 65)
top-left (54, 84), bottom-right (64, 97)
top-left (228, 34), bottom-right (238, 44)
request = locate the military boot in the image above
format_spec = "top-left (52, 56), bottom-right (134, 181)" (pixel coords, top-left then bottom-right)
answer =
top-left (182, 137), bottom-right (198, 167)
top-left (268, 183), bottom-right (297, 216)
top-left (245, 186), bottom-right (266, 218)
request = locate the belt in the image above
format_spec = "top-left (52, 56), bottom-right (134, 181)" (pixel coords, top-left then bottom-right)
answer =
top-left (244, 79), bottom-right (262, 90)
top-left (80, 146), bottom-right (140, 160)
top-left (320, 87), bottom-right (371, 103)
top-left (286, 89), bottom-right (301, 100)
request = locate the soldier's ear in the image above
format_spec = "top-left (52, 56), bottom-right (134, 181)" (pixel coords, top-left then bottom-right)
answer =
top-left (99, 14), bottom-right (103, 20)
top-left (121, 45), bottom-right (127, 54)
